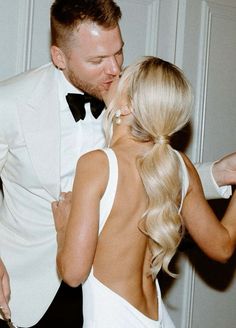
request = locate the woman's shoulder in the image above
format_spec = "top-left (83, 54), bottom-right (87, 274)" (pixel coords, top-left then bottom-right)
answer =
top-left (74, 150), bottom-right (110, 198)
top-left (76, 150), bottom-right (110, 176)
top-left (78, 148), bottom-right (112, 166)
top-left (175, 151), bottom-right (196, 173)
top-left (176, 151), bottom-right (203, 193)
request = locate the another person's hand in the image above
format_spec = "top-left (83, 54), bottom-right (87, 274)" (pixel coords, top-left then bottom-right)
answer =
top-left (51, 192), bottom-right (72, 233)
top-left (0, 258), bottom-right (11, 320)
top-left (213, 152), bottom-right (236, 186)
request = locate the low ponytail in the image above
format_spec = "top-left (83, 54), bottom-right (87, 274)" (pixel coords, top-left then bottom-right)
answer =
top-left (137, 141), bottom-right (183, 277)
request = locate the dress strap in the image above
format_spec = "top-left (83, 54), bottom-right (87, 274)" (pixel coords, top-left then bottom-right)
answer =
top-left (173, 150), bottom-right (189, 212)
top-left (98, 148), bottom-right (118, 235)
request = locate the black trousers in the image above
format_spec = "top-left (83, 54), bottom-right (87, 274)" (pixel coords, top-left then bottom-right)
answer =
top-left (0, 281), bottom-right (83, 328)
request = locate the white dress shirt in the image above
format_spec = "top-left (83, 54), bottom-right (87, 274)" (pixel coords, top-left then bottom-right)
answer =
top-left (57, 70), bottom-right (106, 193)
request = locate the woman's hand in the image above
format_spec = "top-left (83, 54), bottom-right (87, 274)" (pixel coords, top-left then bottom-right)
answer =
top-left (51, 192), bottom-right (72, 233)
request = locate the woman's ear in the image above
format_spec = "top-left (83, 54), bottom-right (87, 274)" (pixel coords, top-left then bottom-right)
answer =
top-left (120, 105), bottom-right (131, 116)
top-left (50, 46), bottom-right (66, 70)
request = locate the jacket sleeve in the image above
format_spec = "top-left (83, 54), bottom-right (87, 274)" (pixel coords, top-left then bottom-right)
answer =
top-left (195, 162), bottom-right (232, 200)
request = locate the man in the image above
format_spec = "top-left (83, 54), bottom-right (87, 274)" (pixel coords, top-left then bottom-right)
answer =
top-left (0, 0), bottom-right (235, 327)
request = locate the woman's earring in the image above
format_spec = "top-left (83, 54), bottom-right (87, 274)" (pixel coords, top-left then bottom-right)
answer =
top-left (114, 110), bottom-right (121, 125)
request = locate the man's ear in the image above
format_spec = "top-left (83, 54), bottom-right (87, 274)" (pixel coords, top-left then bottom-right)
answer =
top-left (50, 45), bottom-right (66, 70)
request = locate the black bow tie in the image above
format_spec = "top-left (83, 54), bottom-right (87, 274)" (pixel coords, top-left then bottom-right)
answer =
top-left (66, 93), bottom-right (105, 122)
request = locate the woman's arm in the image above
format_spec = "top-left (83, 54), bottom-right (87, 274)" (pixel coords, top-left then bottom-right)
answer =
top-left (181, 154), bottom-right (236, 263)
top-left (52, 150), bottom-right (109, 287)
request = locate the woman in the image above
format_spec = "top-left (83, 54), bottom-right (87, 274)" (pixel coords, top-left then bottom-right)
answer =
top-left (52, 56), bottom-right (236, 327)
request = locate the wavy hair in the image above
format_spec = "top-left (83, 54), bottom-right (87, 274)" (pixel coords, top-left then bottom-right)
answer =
top-left (104, 56), bottom-right (193, 277)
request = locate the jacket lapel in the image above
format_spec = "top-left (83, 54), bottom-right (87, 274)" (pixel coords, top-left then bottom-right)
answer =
top-left (18, 65), bottom-right (61, 199)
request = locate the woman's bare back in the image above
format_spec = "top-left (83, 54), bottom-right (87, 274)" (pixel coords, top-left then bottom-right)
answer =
top-left (93, 143), bottom-right (158, 320)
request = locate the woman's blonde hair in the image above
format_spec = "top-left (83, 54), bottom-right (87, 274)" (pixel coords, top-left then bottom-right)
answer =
top-left (104, 56), bottom-right (193, 278)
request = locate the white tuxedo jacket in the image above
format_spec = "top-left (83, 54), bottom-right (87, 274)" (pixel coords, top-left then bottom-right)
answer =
top-left (0, 63), bottom-right (230, 326)
top-left (0, 63), bottom-right (83, 326)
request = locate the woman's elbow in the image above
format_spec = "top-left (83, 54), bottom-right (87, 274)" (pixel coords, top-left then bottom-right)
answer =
top-left (61, 271), bottom-right (82, 287)
top-left (57, 258), bottom-right (88, 287)
top-left (61, 273), bottom-right (83, 287)
top-left (212, 242), bottom-right (235, 264)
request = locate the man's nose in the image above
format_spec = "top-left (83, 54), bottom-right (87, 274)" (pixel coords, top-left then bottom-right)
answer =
top-left (105, 56), bottom-right (121, 76)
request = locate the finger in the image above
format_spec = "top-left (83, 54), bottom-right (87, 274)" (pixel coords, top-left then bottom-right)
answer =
top-left (51, 201), bottom-right (59, 212)
top-left (51, 201), bottom-right (58, 207)
top-left (2, 274), bottom-right (10, 303)
top-left (64, 192), bottom-right (72, 201)
top-left (0, 284), bottom-right (11, 319)
top-left (58, 196), bottom-right (64, 202)
top-left (0, 304), bottom-right (11, 320)
top-left (59, 192), bottom-right (67, 202)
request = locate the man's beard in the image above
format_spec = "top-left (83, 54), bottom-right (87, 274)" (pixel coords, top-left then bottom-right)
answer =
top-left (67, 69), bottom-right (102, 100)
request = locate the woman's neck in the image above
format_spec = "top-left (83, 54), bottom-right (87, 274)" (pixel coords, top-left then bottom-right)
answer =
top-left (110, 124), bottom-right (153, 154)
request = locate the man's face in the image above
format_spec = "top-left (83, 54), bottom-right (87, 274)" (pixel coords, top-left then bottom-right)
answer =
top-left (55, 22), bottom-right (124, 100)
